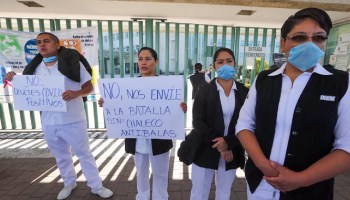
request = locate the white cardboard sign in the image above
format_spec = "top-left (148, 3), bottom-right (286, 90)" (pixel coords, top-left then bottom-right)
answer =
top-left (98, 76), bottom-right (185, 140)
top-left (12, 75), bottom-right (67, 112)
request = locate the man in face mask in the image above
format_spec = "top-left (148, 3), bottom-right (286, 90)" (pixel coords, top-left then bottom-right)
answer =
top-left (5, 32), bottom-right (113, 200)
top-left (235, 8), bottom-right (350, 200)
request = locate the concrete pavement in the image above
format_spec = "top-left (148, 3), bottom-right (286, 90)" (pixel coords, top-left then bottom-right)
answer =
top-left (0, 131), bottom-right (349, 200)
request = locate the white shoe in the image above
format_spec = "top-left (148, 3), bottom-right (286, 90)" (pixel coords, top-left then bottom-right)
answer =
top-left (57, 183), bottom-right (77, 200)
top-left (91, 186), bottom-right (114, 198)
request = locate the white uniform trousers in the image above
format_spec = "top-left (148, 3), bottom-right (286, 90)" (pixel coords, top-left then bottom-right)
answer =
top-left (246, 181), bottom-right (280, 200)
top-left (134, 151), bottom-right (170, 200)
top-left (42, 120), bottom-right (102, 189)
top-left (190, 158), bottom-right (236, 200)
top-left (247, 188), bottom-right (280, 200)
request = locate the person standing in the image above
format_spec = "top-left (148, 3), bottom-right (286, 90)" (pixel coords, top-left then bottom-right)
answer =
top-left (5, 32), bottom-right (113, 200)
top-left (236, 8), bottom-right (350, 200)
top-left (99, 47), bottom-right (187, 200)
top-left (189, 63), bottom-right (210, 99)
top-left (190, 47), bottom-right (248, 200)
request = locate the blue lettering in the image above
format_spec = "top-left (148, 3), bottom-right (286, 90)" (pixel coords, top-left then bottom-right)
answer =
top-left (26, 76), bottom-right (39, 86)
top-left (106, 108), bottom-right (111, 116)
top-left (150, 89), bottom-right (181, 100)
top-left (120, 129), bottom-right (176, 138)
top-left (41, 88), bottom-right (63, 97)
top-left (102, 82), bottom-right (120, 99)
top-left (126, 89), bottom-right (145, 99)
top-left (14, 88), bottom-right (40, 96)
top-left (126, 119), bottom-right (163, 128)
top-left (121, 129), bottom-right (131, 137)
top-left (128, 106), bottom-right (171, 116)
top-left (114, 108), bottom-right (123, 115)
top-left (106, 117), bottom-right (123, 124)
top-left (26, 97), bottom-right (41, 106)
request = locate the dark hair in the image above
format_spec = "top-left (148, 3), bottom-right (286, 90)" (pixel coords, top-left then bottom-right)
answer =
top-left (213, 47), bottom-right (236, 68)
top-left (194, 63), bottom-right (202, 72)
top-left (281, 8), bottom-right (332, 39)
top-left (138, 47), bottom-right (158, 61)
top-left (37, 32), bottom-right (60, 43)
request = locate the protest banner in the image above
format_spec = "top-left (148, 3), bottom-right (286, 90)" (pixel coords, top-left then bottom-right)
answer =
top-left (0, 27), bottom-right (98, 72)
top-left (0, 27), bottom-right (98, 102)
top-left (98, 76), bottom-right (185, 140)
top-left (12, 75), bottom-right (66, 112)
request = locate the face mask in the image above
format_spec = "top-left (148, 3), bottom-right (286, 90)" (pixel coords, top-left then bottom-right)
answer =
top-left (43, 55), bottom-right (58, 63)
top-left (287, 42), bottom-right (325, 71)
top-left (217, 64), bottom-right (235, 80)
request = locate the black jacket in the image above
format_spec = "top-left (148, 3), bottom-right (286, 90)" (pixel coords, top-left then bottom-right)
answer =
top-left (23, 46), bottom-right (92, 81)
top-left (189, 72), bottom-right (207, 99)
top-left (23, 46), bottom-right (92, 102)
top-left (124, 138), bottom-right (173, 156)
top-left (192, 78), bottom-right (248, 170)
top-left (177, 129), bottom-right (202, 165)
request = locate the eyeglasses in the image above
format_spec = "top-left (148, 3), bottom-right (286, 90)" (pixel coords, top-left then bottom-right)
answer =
top-left (286, 34), bottom-right (328, 43)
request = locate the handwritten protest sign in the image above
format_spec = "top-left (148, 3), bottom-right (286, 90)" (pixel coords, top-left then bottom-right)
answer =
top-left (0, 27), bottom-right (99, 103)
top-left (12, 75), bottom-right (67, 112)
top-left (98, 76), bottom-right (185, 140)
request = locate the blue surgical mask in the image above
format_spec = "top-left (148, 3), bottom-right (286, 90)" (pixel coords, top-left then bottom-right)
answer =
top-left (43, 55), bottom-right (58, 63)
top-left (287, 42), bottom-right (325, 71)
top-left (217, 64), bottom-right (235, 80)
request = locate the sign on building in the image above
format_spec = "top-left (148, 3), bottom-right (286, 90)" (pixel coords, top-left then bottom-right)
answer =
top-left (245, 46), bottom-right (267, 70)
